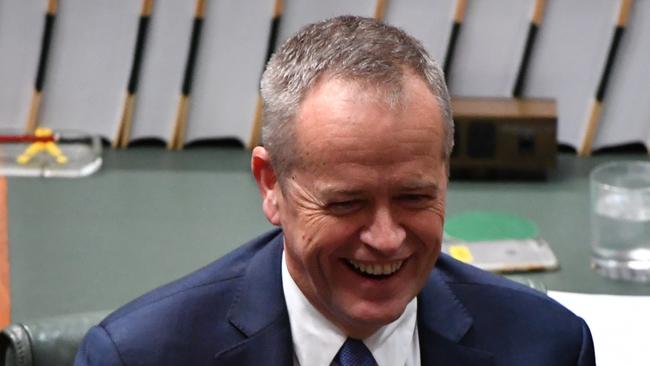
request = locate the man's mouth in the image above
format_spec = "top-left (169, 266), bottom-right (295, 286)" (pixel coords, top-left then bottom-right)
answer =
top-left (345, 259), bottom-right (405, 278)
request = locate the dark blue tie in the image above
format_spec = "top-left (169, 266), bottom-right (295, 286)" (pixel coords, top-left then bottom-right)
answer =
top-left (334, 338), bottom-right (378, 366)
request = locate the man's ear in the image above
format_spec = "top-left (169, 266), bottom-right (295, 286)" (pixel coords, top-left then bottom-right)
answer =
top-left (251, 146), bottom-right (282, 225)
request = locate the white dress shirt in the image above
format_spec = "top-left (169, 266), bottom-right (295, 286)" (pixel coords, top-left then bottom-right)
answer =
top-left (282, 252), bottom-right (421, 366)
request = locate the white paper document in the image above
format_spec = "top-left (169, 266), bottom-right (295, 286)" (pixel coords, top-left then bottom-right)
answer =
top-left (548, 291), bottom-right (650, 366)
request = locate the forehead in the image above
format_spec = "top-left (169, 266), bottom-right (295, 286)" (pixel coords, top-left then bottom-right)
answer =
top-left (293, 75), bottom-right (445, 168)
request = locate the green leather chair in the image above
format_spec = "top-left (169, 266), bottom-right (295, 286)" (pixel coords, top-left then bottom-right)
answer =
top-left (0, 311), bottom-right (108, 366)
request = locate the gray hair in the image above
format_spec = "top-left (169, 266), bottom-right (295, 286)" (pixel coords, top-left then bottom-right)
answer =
top-left (260, 15), bottom-right (454, 177)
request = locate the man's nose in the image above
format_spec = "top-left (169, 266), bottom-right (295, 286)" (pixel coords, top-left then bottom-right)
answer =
top-left (360, 206), bottom-right (406, 254)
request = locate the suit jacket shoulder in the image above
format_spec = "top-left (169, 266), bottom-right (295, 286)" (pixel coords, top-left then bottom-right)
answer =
top-left (417, 254), bottom-right (595, 366)
top-left (75, 229), bottom-right (595, 366)
top-left (75, 229), bottom-right (291, 366)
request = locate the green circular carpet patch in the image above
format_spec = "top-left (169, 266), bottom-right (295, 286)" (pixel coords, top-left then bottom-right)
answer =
top-left (444, 211), bottom-right (538, 241)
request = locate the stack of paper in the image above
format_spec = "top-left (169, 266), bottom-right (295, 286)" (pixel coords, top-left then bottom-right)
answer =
top-left (549, 291), bottom-right (650, 366)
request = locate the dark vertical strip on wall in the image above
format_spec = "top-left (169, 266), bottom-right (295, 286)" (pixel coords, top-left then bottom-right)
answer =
top-left (579, 0), bottom-right (633, 156)
top-left (115, 0), bottom-right (154, 148)
top-left (170, 0), bottom-right (206, 149)
top-left (248, 0), bottom-right (283, 148)
top-left (443, 22), bottom-right (461, 79)
top-left (35, 13), bottom-right (56, 92)
top-left (596, 26), bottom-right (624, 102)
top-left (127, 15), bottom-right (151, 94)
top-left (264, 15), bottom-right (281, 67)
top-left (513, 0), bottom-right (546, 97)
top-left (267, 0), bottom-right (283, 62)
top-left (26, 0), bottom-right (58, 133)
top-left (182, 16), bottom-right (204, 96)
top-left (113, 0), bottom-right (153, 148)
top-left (443, 0), bottom-right (466, 83)
top-left (512, 24), bottom-right (537, 97)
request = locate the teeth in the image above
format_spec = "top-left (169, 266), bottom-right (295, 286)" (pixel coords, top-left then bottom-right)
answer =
top-left (348, 259), bottom-right (404, 276)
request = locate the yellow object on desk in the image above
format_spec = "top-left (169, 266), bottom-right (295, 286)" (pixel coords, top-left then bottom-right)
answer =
top-left (16, 128), bottom-right (68, 165)
top-left (448, 245), bottom-right (474, 263)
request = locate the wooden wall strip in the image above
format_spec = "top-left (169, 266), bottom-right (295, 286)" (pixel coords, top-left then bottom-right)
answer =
top-left (169, 0), bottom-right (205, 150)
top-left (0, 177), bottom-right (10, 328)
top-left (578, 0), bottom-right (634, 156)
top-left (25, 0), bottom-right (58, 133)
top-left (248, 0), bottom-right (283, 149)
top-left (114, 0), bottom-right (154, 148)
top-left (443, 0), bottom-right (467, 79)
top-left (374, 0), bottom-right (388, 21)
top-left (513, 0), bottom-right (547, 97)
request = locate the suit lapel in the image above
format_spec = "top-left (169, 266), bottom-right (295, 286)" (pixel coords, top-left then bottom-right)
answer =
top-left (214, 231), bottom-right (294, 366)
top-left (417, 268), bottom-right (495, 366)
top-left (418, 326), bottom-right (495, 366)
top-left (212, 319), bottom-right (293, 365)
top-left (213, 232), bottom-right (494, 365)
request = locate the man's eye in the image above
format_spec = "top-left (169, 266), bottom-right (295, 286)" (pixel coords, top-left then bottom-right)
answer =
top-left (398, 194), bottom-right (434, 207)
top-left (327, 200), bottom-right (362, 215)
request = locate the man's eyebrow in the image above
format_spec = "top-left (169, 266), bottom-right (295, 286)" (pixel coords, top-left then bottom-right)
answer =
top-left (399, 182), bottom-right (440, 192)
top-left (318, 187), bottom-right (365, 197)
top-left (316, 181), bottom-right (440, 196)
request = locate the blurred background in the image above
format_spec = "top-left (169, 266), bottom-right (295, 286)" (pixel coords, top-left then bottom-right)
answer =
top-left (0, 0), bottom-right (647, 153)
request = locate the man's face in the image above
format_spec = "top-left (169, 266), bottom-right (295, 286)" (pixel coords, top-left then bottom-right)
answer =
top-left (254, 74), bottom-right (448, 338)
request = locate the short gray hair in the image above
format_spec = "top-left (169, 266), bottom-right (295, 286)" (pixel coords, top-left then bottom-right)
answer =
top-left (260, 15), bottom-right (454, 177)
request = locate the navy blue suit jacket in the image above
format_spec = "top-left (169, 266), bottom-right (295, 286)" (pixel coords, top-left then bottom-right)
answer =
top-left (75, 229), bottom-right (595, 365)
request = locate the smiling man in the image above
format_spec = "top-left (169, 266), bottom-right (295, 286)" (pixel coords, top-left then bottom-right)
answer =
top-left (76, 16), bottom-right (594, 366)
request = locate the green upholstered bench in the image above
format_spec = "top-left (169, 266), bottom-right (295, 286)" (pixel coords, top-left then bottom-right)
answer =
top-left (0, 311), bottom-right (108, 366)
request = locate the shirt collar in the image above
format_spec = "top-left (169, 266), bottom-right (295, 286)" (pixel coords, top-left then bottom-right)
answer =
top-left (282, 251), bottom-right (418, 366)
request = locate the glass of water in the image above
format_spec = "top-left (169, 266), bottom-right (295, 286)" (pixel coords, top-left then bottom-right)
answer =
top-left (590, 161), bottom-right (650, 282)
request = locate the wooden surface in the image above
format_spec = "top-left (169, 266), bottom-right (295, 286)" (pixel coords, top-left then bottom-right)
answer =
top-left (452, 97), bottom-right (556, 119)
top-left (0, 177), bottom-right (9, 328)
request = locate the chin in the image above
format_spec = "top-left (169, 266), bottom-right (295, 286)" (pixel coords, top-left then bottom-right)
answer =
top-left (342, 298), bottom-right (410, 335)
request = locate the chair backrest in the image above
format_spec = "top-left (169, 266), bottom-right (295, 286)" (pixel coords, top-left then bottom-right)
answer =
top-left (0, 311), bottom-right (109, 366)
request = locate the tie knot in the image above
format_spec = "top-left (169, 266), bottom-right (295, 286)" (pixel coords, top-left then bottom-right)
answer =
top-left (335, 338), bottom-right (377, 366)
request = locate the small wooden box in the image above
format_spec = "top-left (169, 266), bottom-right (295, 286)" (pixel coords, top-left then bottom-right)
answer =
top-left (450, 97), bottom-right (557, 179)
